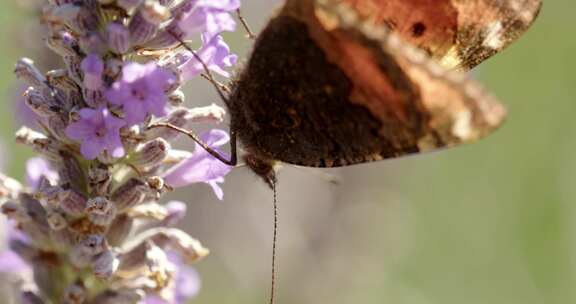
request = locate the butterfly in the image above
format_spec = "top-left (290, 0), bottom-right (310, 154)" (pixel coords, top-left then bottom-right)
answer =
top-left (173, 0), bottom-right (541, 185)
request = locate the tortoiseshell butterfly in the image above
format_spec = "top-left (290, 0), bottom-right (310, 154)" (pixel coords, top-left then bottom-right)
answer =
top-left (199, 0), bottom-right (541, 184)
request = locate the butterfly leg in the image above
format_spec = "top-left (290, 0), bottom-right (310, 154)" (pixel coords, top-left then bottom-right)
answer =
top-left (147, 122), bottom-right (238, 166)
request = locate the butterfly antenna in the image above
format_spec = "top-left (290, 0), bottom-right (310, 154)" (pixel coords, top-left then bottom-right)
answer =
top-left (236, 8), bottom-right (256, 40)
top-left (269, 179), bottom-right (279, 304)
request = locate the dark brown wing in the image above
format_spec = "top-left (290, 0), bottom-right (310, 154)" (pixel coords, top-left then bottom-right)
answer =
top-left (338, 0), bottom-right (542, 70)
top-left (229, 0), bottom-right (511, 167)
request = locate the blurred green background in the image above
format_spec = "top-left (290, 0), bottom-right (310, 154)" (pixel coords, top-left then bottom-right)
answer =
top-left (1, 0), bottom-right (575, 303)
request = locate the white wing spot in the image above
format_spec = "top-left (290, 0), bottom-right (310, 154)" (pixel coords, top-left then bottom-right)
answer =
top-left (452, 110), bottom-right (473, 140)
top-left (482, 21), bottom-right (505, 50)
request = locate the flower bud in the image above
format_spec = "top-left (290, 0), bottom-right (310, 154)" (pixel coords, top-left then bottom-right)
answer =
top-left (132, 138), bottom-right (170, 168)
top-left (89, 162), bottom-right (112, 195)
top-left (168, 89), bottom-right (185, 106)
top-left (78, 32), bottom-right (107, 55)
top-left (46, 69), bottom-right (80, 92)
top-left (47, 114), bottom-right (69, 140)
top-left (58, 189), bottom-right (87, 217)
top-left (127, 202), bottom-right (168, 220)
top-left (86, 197), bottom-right (117, 226)
top-left (93, 249), bottom-right (119, 279)
top-left (146, 108), bottom-right (188, 140)
top-left (106, 214), bottom-right (133, 246)
top-left (146, 228), bottom-right (209, 263)
top-left (42, 3), bottom-right (81, 24)
top-left (46, 209), bottom-right (67, 230)
top-left (15, 58), bottom-right (46, 88)
top-left (46, 31), bottom-right (80, 57)
top-left (2, 201), bottom-right (29, 222)
top-left (111, 178), bottom-right (148, 211)
top-left (81, 54), bottom-right (104, 90)
top-left (118, 241), bottom-right (150, 273)
top-left (188, 103), bottom-right (227, 123)
top-left (71, 4), bottom-right (100, 33)
top-left (143, 21), bottom-right (183, 49)
top-left (16, 128), bottom-right (62, 160)
top-left (19, 194), bottom-right (52, 248)
top-left (63, 55), bottom-right (83, 84)
top-left (50, 227), bottom-right (75, 251)
top-left (141, 0), bottom-right (171, 24)
top-left (82, 87), bottom-right (105, 107)
top-left (64, 281), bottom-right (87, 304)
top-left (163, 200), bottom-right (186, 226)
top-left (70, 234), bottom-right (107, 267)
top-left (35, 185), bottom-right (61, 205)
top-left (107, 22), bottom-right (131, 54)
top-left (129, 0), bottom-right (170, 45)
top-left (58, 151), bottom-right (87, 193)
top-left (31, 252), bottom-right (66, 300)
top-left (23, 87), bottom-right (57, 117)
top-left (45, 69), bottom-right (80, 110)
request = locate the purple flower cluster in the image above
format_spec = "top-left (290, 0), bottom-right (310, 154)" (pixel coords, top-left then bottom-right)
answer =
top-left (2, 0), bottom-right (242, 302)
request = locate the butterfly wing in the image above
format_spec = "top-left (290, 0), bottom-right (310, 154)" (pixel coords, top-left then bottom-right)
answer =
top-left (230, 0), bottom-right (534, 167)
top-left (338, 0), bottom-right (542, 70)
top-left (312, 0), bottom-right (506, 155)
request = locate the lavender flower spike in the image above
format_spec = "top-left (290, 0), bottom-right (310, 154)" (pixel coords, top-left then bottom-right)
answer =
top-left (105, 61), bottom-right (176, 125)
top-left (65, 106), bottom-right (126, 160)
top-left (3, 0), bottom-right (241, 301)
top-left (163, 129), bottom-right (232, 200)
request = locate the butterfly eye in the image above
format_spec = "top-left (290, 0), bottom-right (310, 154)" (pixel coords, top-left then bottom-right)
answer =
top-left (411, 22), bottom-right (427, 38)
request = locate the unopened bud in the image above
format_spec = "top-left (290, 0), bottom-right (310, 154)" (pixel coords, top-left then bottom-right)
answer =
top-left (93, 249), bottom-right (119, 279)
top-left (59, 151), bottom-right (87, 192)
top-left (58, 189), bottom-right (87, 217)
top-left (15, 127), bottom-right (61, 160)
top-left (132, 139), bottom-right (170, 168)
top-left (42, 2), bottom-right (81, 22)
top-left (24, 87), bottom-right (56, 117)
top-left (2, 201), bottom-right (30, 222)
top-left (107, 214), bottom-right (134, 246)
top-left (64, 281), bottom-right (87, 304)
top-left (46, 209), bottom-right (67, 230)
top-left (47, 115), bottom-right (69, 140)
top-left (111, 178), bottom-right (148, 211)
top-left (107, 22), bottom-right (131, 54)
top-left (70, 234), bottom-right (107, 267)
top-left (129, 1), bottom-right (169, 45)
top-left (146, 228), bottom-right (209, 263)
top-left (168, 89), bottom-right (184, 106)
top-left (46, 30), bottom-right (80, 57)
top-left (15, 58), bottom-right (46, 87)
top-left (63, 55), bottom-right (83, 84)
top-left (86, 197), bottom-right (117, 226)
top-left (187, 103), bottom-right (226, 123)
